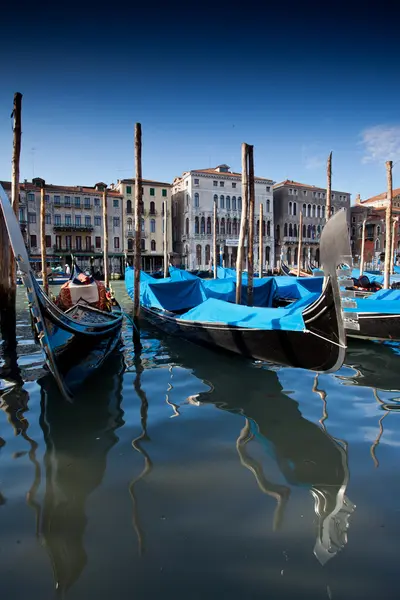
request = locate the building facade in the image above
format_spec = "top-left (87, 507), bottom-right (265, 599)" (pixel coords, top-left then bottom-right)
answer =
top-left (273, 180), bottom-right (351, 267)
top-left (0, 177), bottom-right (124, 275)
top-left (115, 179), bottom-right (173, 272)
top-left (172, 164), bottom-right (275, 270)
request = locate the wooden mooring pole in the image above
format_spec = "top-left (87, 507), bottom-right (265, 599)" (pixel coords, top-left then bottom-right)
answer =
top-left (40, 184), bottom-right (49, 295)
top-left (247, 145), bottom-right (255, 306)
top-left (133, 123), bottom-right (142, 347)
top-left (391, 217), bottom-right (397, 274)
top-left (359, 218), bottom-right (367, 276)
top-left (259, 203), bottom-right (263, 278)
top-left (236, 143), bottom-right (249, 304)
top-left (103, 188), bottom-right (109, 288)
top-left (297, 211), bottom-right (303, 277)
top-left (326, 151), bottom-right (332, 222)
top-left (383, 160), bottom-right (393, 290)
top-left (0, 93), bottom-right (22, 380)
top-left (213, 199), bottom-right (217, 279)
top-left (163, 199), bottom-right (168, 278)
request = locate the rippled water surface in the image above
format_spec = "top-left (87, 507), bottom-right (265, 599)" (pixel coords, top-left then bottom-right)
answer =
top-left (1, 283), bottom-right (400, 599)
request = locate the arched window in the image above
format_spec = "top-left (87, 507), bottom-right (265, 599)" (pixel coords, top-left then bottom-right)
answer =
top-left (375, 238), bottom-right (380, 250)
top-left (284, 223), bottom-right (288, 236)
top-left (303, 203), bottom-right (306, 213)
top-left (293, 203), bottom-right (297, 216)
top-left (232, 218), bottom-right (237, 236)
top-left (128, 238), bottom-right (134, 251)
top-left (262, 220), bottom-right (266, 236)
top-left (226, 196), bottom-right (231, 210)
top-left (201, 217), bottom-right (205, 234)
top-left (266, 199), bottom-right (270, 213)
top-left (307, 204), bottom-right (311, 217)
top-left (127, 199), bottom-right (132, 214)
top-left (312, 225), bottom-right (316, 239)
top-left (307, 225), bottom-right (311, 238)
top-left (45, 213), bottom-right (51, 224)
top-left (214, 194), bottom-right (218, 205)
top-left (289, 223), bottom-right (293, 237)
top-left (232, 196), bottom-right (237, 211)
top-left (317, 205), bottom-right (321, 218)
top-left (238, 197), bottom-right (242, 211)
top-left (312, 204), bottom-right (316, 218)
top-left (185, 218), bottom-right (189, 235)
top-left (287, 247), bottom-right (292, 264)
top-left (276, 224), bottom-right (280, 241)
top-left (267, 221), bottom-right (270, 236)
top-left (194, 192), bottom-right (199, 207)
top-left (141, 218), bottom-right (145, 232)
top-left (315, 248), bottom-right (320, 264)
top-left (150, 219), bottom-right (156, 233)
top-left (317, 225), bottom-right (321, 236)
top-left (303, 224), bottom-right (306, 237)
top-left (220, 195), bottom-right (225, 209)
top-left (205, 244), bottom-right (211, 265)
top-left (377, 225), bottom-right (381, 235)
top-left (265, 246), bottom-right (270, 264)
top-left (140, 201), bottom-right (144, 215)
top-left (196, 244), bottom-right (202, 266)
top-left (289, 201), bottom-right (292, 216)
top-left (127, 217), bottom-right (133, 231)
top-left (303, 247), bottom-right (306, 265)
top-left (220, 218), bottom-right (226, 234)
top-left (331, 206), bottom-right (335, 215)
top-left (216, 218), bottom-right (219, 234)
top-left (322, 206), bottom-right (326, 219)
top-left (151, 240), bottom-right (156, 251)
top-left (352, 226), bottom-right (356, 237)
top-left (141, 238), bottom-right (145, 251)
top-left (207, 217), bottom-right (211, 234)
top-left (293, 224), bottom-right (297, 238)
top-left (195, 217), bottom-right (199, 234)
top-left (149, 201), bottom-right (155, 215)
top-left (227, 218), bottom-right (232, 234)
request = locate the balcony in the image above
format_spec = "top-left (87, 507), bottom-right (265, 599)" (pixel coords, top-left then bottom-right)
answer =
top-left (53, 223), bottom-right (94, 232)
top-left (53, 245), bottom-right (96, 254)
top-left (125, 231), bottom-right (148, 238)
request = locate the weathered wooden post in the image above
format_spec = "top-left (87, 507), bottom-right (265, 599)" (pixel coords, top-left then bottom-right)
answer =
top-left (259, 203), bottom-right (263, 278)
top-left (236, 143), bottom-right (249, 304)
top-left (163, 199), bottom-right (168, 278)
top-left (297, 211), bottom-right (303, 277)
top-left (326, 151), bottom-right (332, 222)
top-left (383, 160), bottom-right (393, 290)
top-left (40, 184), bottom-right (49, 295)
top-left (359, 218), bottom-right (367, 276)
top-left (213, 199), bottom-right (217, 278)
top-left (133, 123), bottom-right (142, 331)
top-left (102, 187), bottom-right (109, 288)
top-left (247, 145), bottom-right (255, 306)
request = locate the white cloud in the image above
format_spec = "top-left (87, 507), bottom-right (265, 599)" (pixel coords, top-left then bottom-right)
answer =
top-left (301, 144), bottom-right (326, 171)
top-left (361, 125), bottom-right (400, 164)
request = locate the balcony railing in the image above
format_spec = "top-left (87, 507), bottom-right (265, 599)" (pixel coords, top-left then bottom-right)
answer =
top-left (53, 223), bottom-right (94, 232)
top-left (54, 202), bottom-right (92, 209)
top-left (125, 231), bottom-right (148, 238)
top-left (53, 245), bottom-right (96, 254)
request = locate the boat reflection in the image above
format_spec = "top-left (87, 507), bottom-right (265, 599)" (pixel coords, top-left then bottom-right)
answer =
top-left (37, 352), bottom-right (125, 596)
top-left (142, 324), bottom-right (355, 566)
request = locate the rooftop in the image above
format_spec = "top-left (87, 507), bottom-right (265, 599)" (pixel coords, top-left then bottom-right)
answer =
top-left (274, 179), bottom-right (350, 194)
top-left (119, 178), bottom-right (171, 187)
top-left (0, 179), bottom-right (123, 197)
top-left (361, 187), bottom-right (400, 205)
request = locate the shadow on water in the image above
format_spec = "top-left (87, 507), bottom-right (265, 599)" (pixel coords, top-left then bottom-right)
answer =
top-left (36, 351), bottom-right (125, 598)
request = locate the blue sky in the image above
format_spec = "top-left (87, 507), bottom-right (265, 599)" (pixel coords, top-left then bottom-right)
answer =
top-left (0, 2), bottom-right (399, 201)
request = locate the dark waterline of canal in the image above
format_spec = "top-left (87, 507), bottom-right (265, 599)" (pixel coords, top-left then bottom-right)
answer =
top-left (1, 283), bottom-right (400, 599)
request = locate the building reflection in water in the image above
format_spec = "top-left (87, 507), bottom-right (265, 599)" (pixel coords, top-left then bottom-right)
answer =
top-left (37, 353), bottom-right (125, 596)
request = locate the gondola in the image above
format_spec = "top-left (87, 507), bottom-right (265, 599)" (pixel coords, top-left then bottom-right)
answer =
top-left (0, 183), bottom-right (124, 401)
top-left (344, 290), bottom-right (400, 342)
top-left (280, 261), bottom-right (294, 277)
top-left (126, 210), bottom-right (351, 373)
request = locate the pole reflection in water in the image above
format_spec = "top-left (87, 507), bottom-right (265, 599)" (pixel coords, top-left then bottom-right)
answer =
top-left (37, 353), bottom-right (125, 597)
top-left (129, 351), bottom-right (153, 556)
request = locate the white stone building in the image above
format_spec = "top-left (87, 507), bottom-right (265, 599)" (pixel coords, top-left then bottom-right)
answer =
top-left (172, 165), bottom-right (275, 270)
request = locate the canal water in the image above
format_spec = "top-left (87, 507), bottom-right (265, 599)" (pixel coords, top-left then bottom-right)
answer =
top-left (1, 283), bottom-right (400, 599)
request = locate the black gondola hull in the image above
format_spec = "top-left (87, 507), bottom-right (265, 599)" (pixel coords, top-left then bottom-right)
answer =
top-left (347, 312), bottom-right (400, 342)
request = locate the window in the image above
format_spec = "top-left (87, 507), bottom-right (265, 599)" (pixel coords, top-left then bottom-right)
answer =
top-left (28, 192), bottom-right (35, 201)
top-left (303, 190), bottom-right (307, 196)
top-left (84, 197), bottom-right (91, 208)
top-left (85, 216), bottom-right (91, 226)
top-left (150, 201), bottom-right (155, 214)
top-left (227, 218), bottom-right (232, 235)
top-left (289, 201), bottom-right (292, 216)
top-left (284, 223), bottom-right (288, 236)
top-left (307, 204), bottom-right (311, 218)
top-left (194, 192), bottom-right (199, 207)
top-left (85, 236), bottom-right (91, 250)
top-left (94, 216), bottom-right (101, 226)
top-left (267, 221), bottom-right (271, 236)
top-left (331, 206), bottom-right (335, 215)
top-left (45, 194), bottom-right (50, 203)
top-left (213, 181), bottom-right (218, 187)
top-left (303, 224), bottom-right (306, 238)
top-left (307, 225), bottom-right (311, 238)
top-left (114, 237), bottom-right (120, 249)
top-left (113, 217), bottom-right (120, 227)
top-left (266, 186), bottom-right (270, 192)
top-left (220, 218), bottom-right (225, 234)
top-left (150, 219), bottom-right (156, 233)
top-left (185, 218), bottom-right (189, 235)
top-left (289, 223), bottom-right (293, 237)
top-left (232, 218), bottom-right (237, 236)
top-left (213, 194), bottom-right (218, 205)
top-left (141, 218), bottom-right (145, 232)
top-left (232, 182), bottom-right (237, 189)
top-left (294, 189), bottom-right (298, 196)
top-left (317, 205), bottom-right (321, 218)
top-left (207, 217), bottom-right (211, 234)
top-left (28, 212), bottom-right (36, 223)
top-left (64, 196), bottom-right (71, 207)
top-left (126, 218), bottom-right (133, 231)
top-left (352, 216), bottom-right (356, 223)
top-left (75, 215), bottom-right (81, 225)
top-left (238, 197), bottom-right (242, 211)
top-left (66, 236), bottom-right (72, 249)
top-left (127, 238), bottom-right (134, 251)
top-left (65, 214), bottom-right (72, 225)
top-left (30, 234), bottom-right (37, 247)
top-left (186, 194), bottom-right (189, 206)
top-left (226, 196), bottom-right (231, 210)
top-left (141, 238), bottom-right (145, 251)
top-left (201, 217), bottom-right (205, 234)
top-left (75, 197), bottom-right (81, 207)
top-left (312, 205), bottom-right (316, 218)
top-left (266, 198), bottom-right (270, 213)
top-left (45, 213), bottom-right (51, 224)
top-left (289, 189), bottom-right (293, 195)
top-left (205, 244), bottom-right (211, 265)
top-left (219, 181), bottom-right (224, 187)
top-left (113, 199), bottom-right (119, 208)
top-left (377, 225), bottom-right (381, 235)
top-left (151, 240), bottom-right (156, 251)
top-left (94, 197), bottom-right (100, 207)
top-left (293, 203), bottom-right (297, 216)
top-left (54, 195), bottom-right (61, 205)
top-left (322, 206), bottom-right (325, 219)
top-left (313, 192), bottom-right (317, 198)
top-left (162, 189), bottom-right (167, 197)
top-left (150, 188), bottom-right (155, 196)
top-left (194, 179), bottom-right (199, 185)
top-left (232, 196), bottom-right (236, 210)
top-left (76, 236), bottom-right (82, 250)
top-left (265, 246), bottom-right (270, 264)
top-left (293, 224), bottom-right (297, 237)
top-left (55, 214), bottom-right (61, 225)
top-left (56, 235), bottom-right (61, 249)
top-left (220, 195), bottom-right (225, 209)
top-left (95, 236), bottom-right (101, 249)
top-left (125, 199), bottom-right (132, 214)
top-left (126, 185), bottom-right (132, 194)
